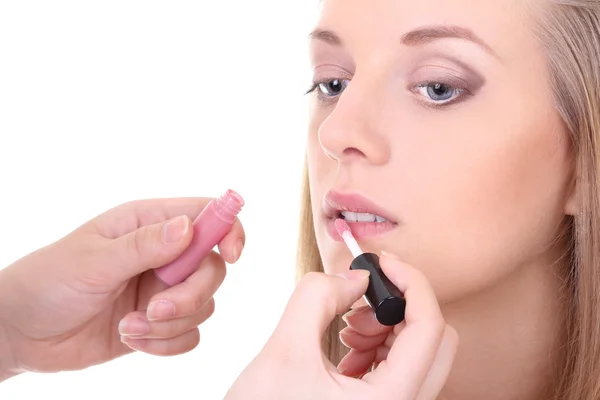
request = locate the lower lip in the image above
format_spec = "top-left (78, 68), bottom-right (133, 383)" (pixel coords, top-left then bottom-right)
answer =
top-left (326, 218), bottom-right (397, 241)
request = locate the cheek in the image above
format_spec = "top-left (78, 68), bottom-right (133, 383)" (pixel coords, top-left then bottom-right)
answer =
top-left (306, 108), bottom-right (335, 238)
top-left (306, 109), bottom-right (331, 195)
top-left (307, 106), bottom-right (357, 275)
top-left (396, 110), bottom-right (572, 303)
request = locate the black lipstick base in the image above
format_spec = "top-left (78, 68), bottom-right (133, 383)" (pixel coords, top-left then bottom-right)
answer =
top-left (350, 253), bottom-right (406, 326)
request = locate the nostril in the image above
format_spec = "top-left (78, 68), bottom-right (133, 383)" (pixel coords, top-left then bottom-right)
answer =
top-left (342, 147), bottom-right (366, 157)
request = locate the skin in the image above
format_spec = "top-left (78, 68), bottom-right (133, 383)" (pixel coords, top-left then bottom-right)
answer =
top-left (0, 0), bottom-right (579, 397)
top-left (226, 259), bottom-right (458, 400)
top-left (0, 198), bottom-right (245, 380)
top-left (306, 0), bottom-right (577, 398)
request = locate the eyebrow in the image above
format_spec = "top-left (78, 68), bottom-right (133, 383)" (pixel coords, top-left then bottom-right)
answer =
top-left (309, 24), bottom-right (498, 59)
top-left (401, 25), bottom-right (498, 58)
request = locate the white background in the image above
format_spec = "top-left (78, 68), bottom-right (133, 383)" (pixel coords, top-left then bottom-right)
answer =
top-left (0, 1), bottom-right (317, 398)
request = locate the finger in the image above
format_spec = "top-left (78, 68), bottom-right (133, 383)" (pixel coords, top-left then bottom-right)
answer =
top-left (145, 251), bottom-right (226, 321)
top-left (119, 298), bottom-right (215, 339)
top-left (94, 196), bottom-right (243, 239)
top-left (102, 215), bottom-right (194, 282)
top-left (338, 329), bottom-right (396, 377)
top-left (374, 344), bottom-right (391, 364)
top-left (338, 349), bottom-right (376, 377)
top-left (342, 321), bottom-right (404, 365)
top-left (416, 325), bottom-right (459, 400)
top-left (383, 321), bottom-right (405, 348)
top-left (372, 323), bottom-right (405, 365)
top-left (343, 306), bottom-right (393, 336)
top-left (217, 218), bottom-right (246, 264)
top-left (270, 270), bottom-right (370, 360)
top-left (121, 328), bottom-right (200, 356)
top-left (92, 197), bottom-right (246, 263)
top-left (364, 253), bottom-right (446, 396)
top-left (339, 327), bottom-right (388, 351)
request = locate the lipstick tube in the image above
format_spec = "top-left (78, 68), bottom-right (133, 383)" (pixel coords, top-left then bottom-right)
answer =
top-left (350, 253), bottom-right (406, 326)
top-left (154, 189), bottom-right (244, 286)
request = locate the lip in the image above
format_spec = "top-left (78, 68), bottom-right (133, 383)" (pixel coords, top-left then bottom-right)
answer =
top-left (323, 190), bottom-right (398, 241)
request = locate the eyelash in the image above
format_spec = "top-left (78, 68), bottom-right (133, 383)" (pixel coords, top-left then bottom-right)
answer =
top-left (305, 78), bottom-right (349, 104)
top-left (305, 78), bottom-right (471, 108)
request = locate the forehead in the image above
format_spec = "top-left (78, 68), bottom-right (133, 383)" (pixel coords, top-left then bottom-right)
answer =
top-left (316, 0), bottom-right (532, 60)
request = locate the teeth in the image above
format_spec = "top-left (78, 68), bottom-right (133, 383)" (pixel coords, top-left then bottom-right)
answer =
top-left (341, 211), bottom-right (388, 223)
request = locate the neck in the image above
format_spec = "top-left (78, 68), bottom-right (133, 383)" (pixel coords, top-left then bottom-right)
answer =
top-left (441, 257), bottom-right (566, 400)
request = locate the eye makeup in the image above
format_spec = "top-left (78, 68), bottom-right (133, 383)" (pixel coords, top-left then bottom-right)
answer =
top-left (305, 63), bottom-right (353, 104)
top-left (407, 55), bottom-right (486, 109)
top-left (305, 46), bottom-right (487, 110)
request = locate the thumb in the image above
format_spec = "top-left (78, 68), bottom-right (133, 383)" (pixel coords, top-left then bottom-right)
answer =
top-left (107, 215), bottom-right (193, 281)
top-left (270, 269), bottom-right (370, 360)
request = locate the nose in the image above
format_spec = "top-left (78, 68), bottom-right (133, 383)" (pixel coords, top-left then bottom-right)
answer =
top-left (318, 81), bottom-right (391, 165)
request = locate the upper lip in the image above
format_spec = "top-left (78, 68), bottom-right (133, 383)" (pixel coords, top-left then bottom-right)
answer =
top-left (323, 190), bottom-right (398, 223)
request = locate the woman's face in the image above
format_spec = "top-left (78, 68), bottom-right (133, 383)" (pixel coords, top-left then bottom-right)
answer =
top-left (306, 0), bottom-right (575, 304)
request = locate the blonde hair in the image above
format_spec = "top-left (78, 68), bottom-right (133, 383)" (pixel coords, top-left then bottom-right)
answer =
top-left (295, 1), bottom-right (600, 398)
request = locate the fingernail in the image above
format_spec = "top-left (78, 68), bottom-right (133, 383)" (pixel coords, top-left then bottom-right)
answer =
top-left (342, 308), bottom-right (357, 323)
top-left (339, 334), bottom-right (350, 348)
top-left (121, 336), bottom-right (144, 350)
top-left (147, 300), bottom-right (176, 320)
top-left (337, 269), bottom-right (370, 280)
top-left (118, 318), bottom-right (150, 336)
top-left (162, 216), bottom-right (189, 244)
top-left (232, 239), bottom-right (244, 262)
top-left (337, 363), bottom-right (349, 375)
top-left (339, 326), bottom-right (357, 337)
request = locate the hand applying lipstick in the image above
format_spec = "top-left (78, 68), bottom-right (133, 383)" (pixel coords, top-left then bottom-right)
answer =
top-left (224, 253), bottom-right (458, 400)
top-left (335, 218), bottom-right (406, 326)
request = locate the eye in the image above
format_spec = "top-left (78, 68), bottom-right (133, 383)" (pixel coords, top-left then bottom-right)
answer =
top-left (414, 82), bottom-right (466, 105)
top-left (318, 79), bottom-right (348, 97)
top-left (306, 78), bottom-right (350, 100)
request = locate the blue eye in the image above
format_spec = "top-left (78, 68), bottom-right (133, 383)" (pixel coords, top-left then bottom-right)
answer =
top-left (415, 82), bottom-right (465, 105)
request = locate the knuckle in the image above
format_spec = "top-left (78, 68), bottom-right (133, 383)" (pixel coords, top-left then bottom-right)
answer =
top-left (424, 317), bottom-right (447, 343)
top-left (299, 271), bottom-right (331, 295)
top-left (444, 324), bottom-right (459, 346)
top-left (118, 199), bottom-right (137, 211)
top-left (207, 250), bottom-right (225, 266)
top-left (211, 252), bottom-right (227, 278)
top-left (296, 271), bottom-right (337, 315)
top-left (126, 230), bottom-right (144, 258)
top-left (204, 251), bottom-right (227, 280)
top-left (204, 298), bottom-right (216, 318)
top-left (128, 227), bottom-right (158, 260)
top-left (161, 321), bottom-right (180, 338)
top-left (191, 295), bottom-right (206, 314)
top-left (182, 328), bottom-right (201, 351)
top-left (119, 199), bottom-right (145, 216)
